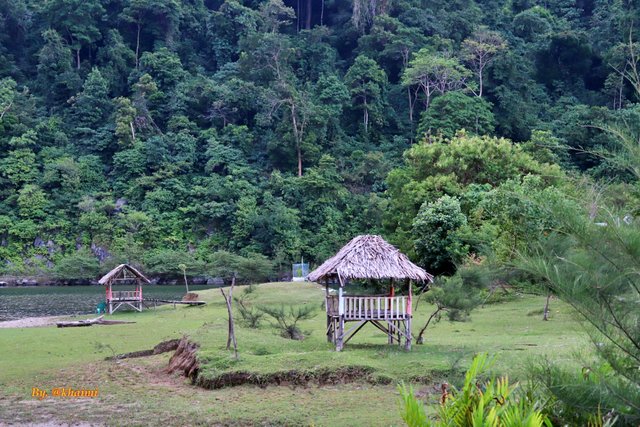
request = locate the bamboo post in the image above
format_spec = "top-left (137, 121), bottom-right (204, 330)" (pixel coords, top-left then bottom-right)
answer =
top-left (405, 279), bottom-right (412, 351)
top-left (337, 286), bottom-right (344, 351)
top-left (325, 278), bottom-right (332, 343)
top-left (388, 279), bottom-right (394, 344)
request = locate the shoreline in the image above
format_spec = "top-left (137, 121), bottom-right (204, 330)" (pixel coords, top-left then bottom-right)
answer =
top-left (0, 315), bottom-right (75, 329)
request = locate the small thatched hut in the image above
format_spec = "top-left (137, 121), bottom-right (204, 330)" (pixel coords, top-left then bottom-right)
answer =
top-left (98, 264), bottom-right (151, 314)
top-left (309, 235), bottom-right (433, 351)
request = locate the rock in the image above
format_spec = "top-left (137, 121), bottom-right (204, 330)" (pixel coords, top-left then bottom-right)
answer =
top-left (207, 277), bottom-right (224, 286)
top-left (46, 240), bottom-right (57, 256)
top-left (191, 276), bottom-right (207, 285)
top-left (91, 243), bottom-right (111, 262)
top-left (114, 198), bottom-right (127, 212)
top-left (34, 237), bottom-right (45, 248)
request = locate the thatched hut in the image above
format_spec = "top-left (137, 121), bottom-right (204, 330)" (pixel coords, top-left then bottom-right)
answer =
top-left (98, 264), bottom-right (151, 314)
top-left (309, 235), bottom-right (433, 351)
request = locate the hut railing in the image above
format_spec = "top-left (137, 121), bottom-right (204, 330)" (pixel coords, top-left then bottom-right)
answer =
top-left (326, 294), bottom-right (339, 316)
top-left (326, 292), bottom-right (411, 319)
top-left (109, 290), bottom-right (142, 301)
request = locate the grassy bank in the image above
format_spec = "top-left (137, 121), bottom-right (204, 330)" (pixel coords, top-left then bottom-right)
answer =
top-left (0, 282), bottom-right (590, 426)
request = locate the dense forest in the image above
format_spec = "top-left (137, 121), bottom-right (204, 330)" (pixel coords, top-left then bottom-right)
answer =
top-left (1, 0), bottom-right (639, 279)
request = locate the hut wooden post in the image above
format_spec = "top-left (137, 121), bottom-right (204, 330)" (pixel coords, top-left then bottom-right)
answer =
top-left (405, 279), bottom-right (412, 351)
top-left (336, 286), bottom-right (345, 351)
top-left (388, 279), bottom-right (394, 344)
top-left (325, 278), bottom-right (333, 343)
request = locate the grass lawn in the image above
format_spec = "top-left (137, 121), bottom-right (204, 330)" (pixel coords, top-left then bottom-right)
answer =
top-left (0, 282), bottom-right (591, 426)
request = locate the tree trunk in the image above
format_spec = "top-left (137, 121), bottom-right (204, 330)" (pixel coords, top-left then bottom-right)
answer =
top-left (543, 290), bottom-right (551, 321)
top-left (76, 49), bottom-right (81, 70)
top-left (129, 122), bottom-right (136, 141)
top-left (135, 23), bottom-right (141, 69)
top-left (220, 276), bottom-right (238, 359)
top-left (478, 68), bottom-right (483, 98)
top-left (363, 97), bottom-right (369, 133)
top-left (407, 87), bottom-right (413, 124)
top-left (183, 270), bottom-right (189, 294)
top-left (291, 104), bottom-right (303, 177)
top-left (416, 305), bottom-right (444, 344)
top-left (306, 0), bottom-right (312, 29)
top-left (321, 0), bottom-right (324, 25)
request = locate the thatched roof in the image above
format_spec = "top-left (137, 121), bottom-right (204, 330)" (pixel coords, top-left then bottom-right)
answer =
top-left (98, 264), bottom-right (151, 286)
top-left (308, 235), bottom-right (434, 284)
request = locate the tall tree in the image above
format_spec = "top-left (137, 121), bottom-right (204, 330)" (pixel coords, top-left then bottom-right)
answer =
top-left (36, 29), bottom-right (80, 107)
top-left (43, 0), bottom-right (106, 69)
top-left (461, 28), bottom-right (507, 97)
top-left (344, 55), bottom-right (387, 133)
top-left (120, 0), bottom-right (182, 68)
top-left (402, 49), bottom-right (470, 110)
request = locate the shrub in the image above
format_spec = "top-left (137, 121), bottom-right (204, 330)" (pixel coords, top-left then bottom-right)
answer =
top-left (258, 304), bottom-right (317, 340)
top-left (234, 285), bottom-right (264, 328)
top-left (398, 353), bottom-right (551, 427)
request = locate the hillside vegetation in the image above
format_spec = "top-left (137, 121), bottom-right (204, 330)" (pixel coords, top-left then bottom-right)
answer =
top-left (1, 0), bottom-right (639, 278)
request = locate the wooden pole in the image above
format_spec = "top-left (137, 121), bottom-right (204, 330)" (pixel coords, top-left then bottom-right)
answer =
top-left (406, 279), bottom-right (412, 351)
top-left (325, 278), bottom-right (332, 343)
top-left (388, 279), bottom-right (394, 344)
top-left (220, 275), bottom-right (238, 359)
top-left (337, 286), bottom-right (344, 351)
top-left (337, 316), bottom-right (344, 351)
top-left (405, 317), bottom-right (412, 351)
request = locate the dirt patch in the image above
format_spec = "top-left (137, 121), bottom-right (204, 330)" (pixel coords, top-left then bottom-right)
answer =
top-left (106, 338), bottom-right (181, 361)
top-left (195, 365), bottom-right (383, 389)
top-left (0, 315), bottom-right (69, 328)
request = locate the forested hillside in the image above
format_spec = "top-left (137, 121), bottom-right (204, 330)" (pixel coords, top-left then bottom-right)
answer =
top-left (1, 0), bottom-right (639, 278)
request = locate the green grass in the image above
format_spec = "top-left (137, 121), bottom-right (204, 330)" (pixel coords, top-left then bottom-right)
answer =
top-left (0, 282), bottom-right (591, 426)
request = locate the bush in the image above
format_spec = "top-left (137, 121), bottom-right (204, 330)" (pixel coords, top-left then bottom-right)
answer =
top-left (234, 285), bottom-right (264, 328)
top-left (413, 195), bottom-right (469, 275)
top-left (53, 250), bottom-right (101, 280)
top-left (417, 92), bottom-right (495, 139)
top-left (398, 353), bottom-right (551, 426)
top-left (258, 304), bottom-right (317, 340)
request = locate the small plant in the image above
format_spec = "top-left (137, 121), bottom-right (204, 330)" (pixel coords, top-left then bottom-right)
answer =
top-left (258, 304), bottom-right (317, 340)
top-left (236, 298), bottom-right (264, 328)
top-left (398, 353), bottom-right (551, 427)
top-left (234, 284), bottom-right (263, 328)
top-left (93, 341), bottom-right (116, 358)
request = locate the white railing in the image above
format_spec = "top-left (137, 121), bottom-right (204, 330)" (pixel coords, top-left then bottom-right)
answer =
top-left (110, 290), bottom-right (141, 301)
top-left (337, 292), bottom-right (410, 320)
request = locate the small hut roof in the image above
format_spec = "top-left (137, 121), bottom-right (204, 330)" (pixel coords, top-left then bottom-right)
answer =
top-left (308, 235), bottom-right (434, 284)
top-left (98, 264), bottom-right (151, 285)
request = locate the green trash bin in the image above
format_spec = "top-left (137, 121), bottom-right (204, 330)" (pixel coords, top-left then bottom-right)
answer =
top-left (96, 301), bottom-right (107, 314)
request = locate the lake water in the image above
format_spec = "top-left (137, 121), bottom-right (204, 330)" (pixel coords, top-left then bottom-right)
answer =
top-left (0, 285), bottom-right (214, 321)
